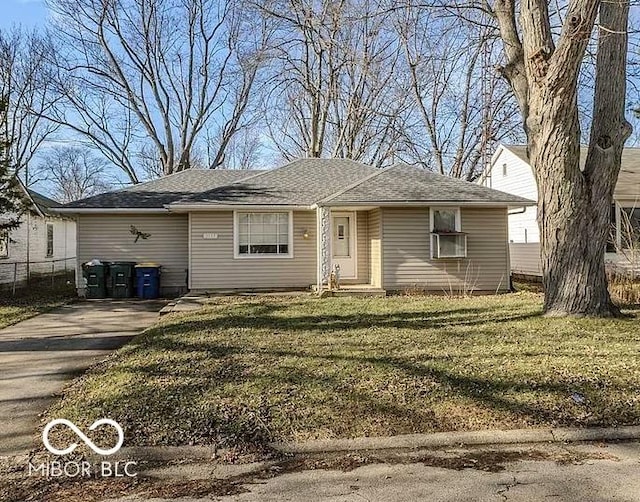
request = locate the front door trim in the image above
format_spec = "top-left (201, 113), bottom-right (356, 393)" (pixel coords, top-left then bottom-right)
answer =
top-left (330, 211), bottom-right (357, 279)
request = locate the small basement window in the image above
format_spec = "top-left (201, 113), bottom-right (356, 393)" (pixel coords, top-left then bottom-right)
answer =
top-left (234, 211), bottom-right (293, 258)
top-left (46, 224), bottom-right (54, 258)
top-left (430, 207), bottom-right (467, 259)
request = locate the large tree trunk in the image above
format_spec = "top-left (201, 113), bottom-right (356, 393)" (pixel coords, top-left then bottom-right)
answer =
top-left (525, 69), bottom-right (614, 316)
top-left (530, 135), bottom-right (618, 316)
top-left (528, 0), bottom-right (631, 316)
top-left (493, 0), bottom-right (631, 316)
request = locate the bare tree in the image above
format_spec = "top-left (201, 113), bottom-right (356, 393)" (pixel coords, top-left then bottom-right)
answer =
top-left (482, 0), bottom-right (632, 315)
top-left (47, 0), bottom-right (271, 182)
top-left (259, 0), bottom-right (410, 166)
top-left (0, 95), bottom-right (26, 232)
top-left (207, 125), bottom-right (264, 169)
top-left (36, 145), bottom-right (112, 202)
top-left (393, 9), bottom-right (522, 180)
top-left (0, 27), bottom-right (60, 184)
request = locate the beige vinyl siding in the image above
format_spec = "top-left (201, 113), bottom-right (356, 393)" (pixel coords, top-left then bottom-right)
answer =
top-left (341, 210), bottom-right (369, 285)
top-left (76, 214), bottom-right (189, 294)
top-left (368, 208), bottom-right (382, 288)
top-left (190, 210), bottom-right (316, 290)
top-left (382, 207), bottom-right (509, 292)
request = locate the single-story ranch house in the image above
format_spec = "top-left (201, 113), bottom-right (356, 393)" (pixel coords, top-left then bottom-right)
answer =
top-left (59, 159), bottom-right (533, 296)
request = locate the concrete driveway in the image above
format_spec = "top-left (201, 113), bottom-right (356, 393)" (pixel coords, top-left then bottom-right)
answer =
top-left (0, 300), bottom-right (164, 457)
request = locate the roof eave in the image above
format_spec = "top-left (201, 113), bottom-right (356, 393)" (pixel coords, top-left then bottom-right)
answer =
top-left (317, 200), bottom-right (536, 208)
top-left (17, 179), bottom-right (46, 218)
top-left (55, 207), bottom-right (171, 214)
top-left (167, 204), bottom-right (314, 212)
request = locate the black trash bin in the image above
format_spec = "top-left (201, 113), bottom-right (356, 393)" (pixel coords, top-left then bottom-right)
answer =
top-left (110, 262), bottom-right (137, 298)
top-left (135, 263), bottom-right (162, 299)
top-left (83, 261), bottom-right (110, 299)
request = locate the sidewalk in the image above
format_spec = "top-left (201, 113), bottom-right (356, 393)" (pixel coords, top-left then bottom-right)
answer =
top-left (97, 440), bottom-right (640, 501)
top-left (3, 425), bottom-right (639, 501)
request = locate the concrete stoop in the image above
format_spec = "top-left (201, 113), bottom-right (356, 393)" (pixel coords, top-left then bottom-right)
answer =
top-left (159, 296), bottom-right (208, 316)
top-left (319, 288), bottom-right (387, 298)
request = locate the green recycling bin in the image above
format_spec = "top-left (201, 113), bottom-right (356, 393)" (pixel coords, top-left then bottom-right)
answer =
top-left (83, 261), bottom-right (110, 299)
top-left (110, 262), bottom-right (137, 298)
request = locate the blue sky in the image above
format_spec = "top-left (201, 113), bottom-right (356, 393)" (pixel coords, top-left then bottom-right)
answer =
top-left (1, 0), bottom-right (48, 29)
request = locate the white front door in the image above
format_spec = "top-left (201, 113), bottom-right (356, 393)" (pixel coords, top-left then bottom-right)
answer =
top-left (331, 212), bottom-right (356, 279)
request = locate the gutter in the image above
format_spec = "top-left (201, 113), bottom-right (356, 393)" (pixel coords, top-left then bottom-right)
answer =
top-left (59, 202), bottom-right (534, 213)
top-left (314, 201), bottom-right (536, 209)
top-left (55, 208), bottom-right (171, 214)
top-left (166, 204), bottom-right (314, 212)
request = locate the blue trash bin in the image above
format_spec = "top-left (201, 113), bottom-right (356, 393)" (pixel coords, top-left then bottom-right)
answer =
top-left (135, 264), bottom-right (162, 299)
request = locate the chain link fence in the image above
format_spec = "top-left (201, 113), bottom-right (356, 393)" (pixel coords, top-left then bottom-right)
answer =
top-left (0, 257), bottom-right (76, 296)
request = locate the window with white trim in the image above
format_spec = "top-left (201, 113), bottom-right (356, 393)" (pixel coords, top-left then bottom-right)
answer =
top-left (430, 208), bottom-right (467, 259)
top-left (235, 212), bottom-right (292, 257)
top-left (0, 231), bottom-right (9, 258)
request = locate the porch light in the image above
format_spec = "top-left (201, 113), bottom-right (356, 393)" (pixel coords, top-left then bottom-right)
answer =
top-left (302, 229), bottom-right (310, 239)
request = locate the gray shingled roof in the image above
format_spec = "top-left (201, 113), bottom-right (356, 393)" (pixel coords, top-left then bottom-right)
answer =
top-left (325, 163), bottom-right (533, 205)
top-left (61, 159), bottom-right (534, 210)
top-left (27, 189), bottom-right (62, 217)
top-left (169, 158), bottom-right (378, 207)
top-left (504, 145), bottom-right (640, 199)
top-left (64, 169), bottom-right (263, 208)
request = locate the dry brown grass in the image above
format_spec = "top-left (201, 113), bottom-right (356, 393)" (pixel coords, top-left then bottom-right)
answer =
top-left (45, 293), bottom-right (640, 454)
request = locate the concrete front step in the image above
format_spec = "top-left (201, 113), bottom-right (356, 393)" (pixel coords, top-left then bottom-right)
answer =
top-left (320, 288), bottom-right (386, 298)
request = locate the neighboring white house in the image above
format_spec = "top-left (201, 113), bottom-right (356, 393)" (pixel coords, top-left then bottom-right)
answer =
top-left (480, 144), bottom-right (640, 276)
top-left (0, 183), bottom-right (77, 288)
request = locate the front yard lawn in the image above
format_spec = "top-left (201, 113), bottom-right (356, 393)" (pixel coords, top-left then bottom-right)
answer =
top-left (0, 281), bottom-right (76, 329)
top-left (47, 293), bottom-right (640, 453)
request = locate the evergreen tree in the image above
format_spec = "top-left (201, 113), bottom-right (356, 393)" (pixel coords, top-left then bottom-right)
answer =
top-left (0, 95), bottom-right (25, 232)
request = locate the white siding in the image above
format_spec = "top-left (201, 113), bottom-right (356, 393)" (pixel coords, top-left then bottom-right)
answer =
top-left (0, 214), bottom-right (76, 286)
top-left (76, 214), bottom-right (188, 295)
top-left (382, 207), bottom-right (510, 292)
top-left (190, 211), bottom-right (316, 290)
top-left (483, 147), bottom-right (539, 243)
